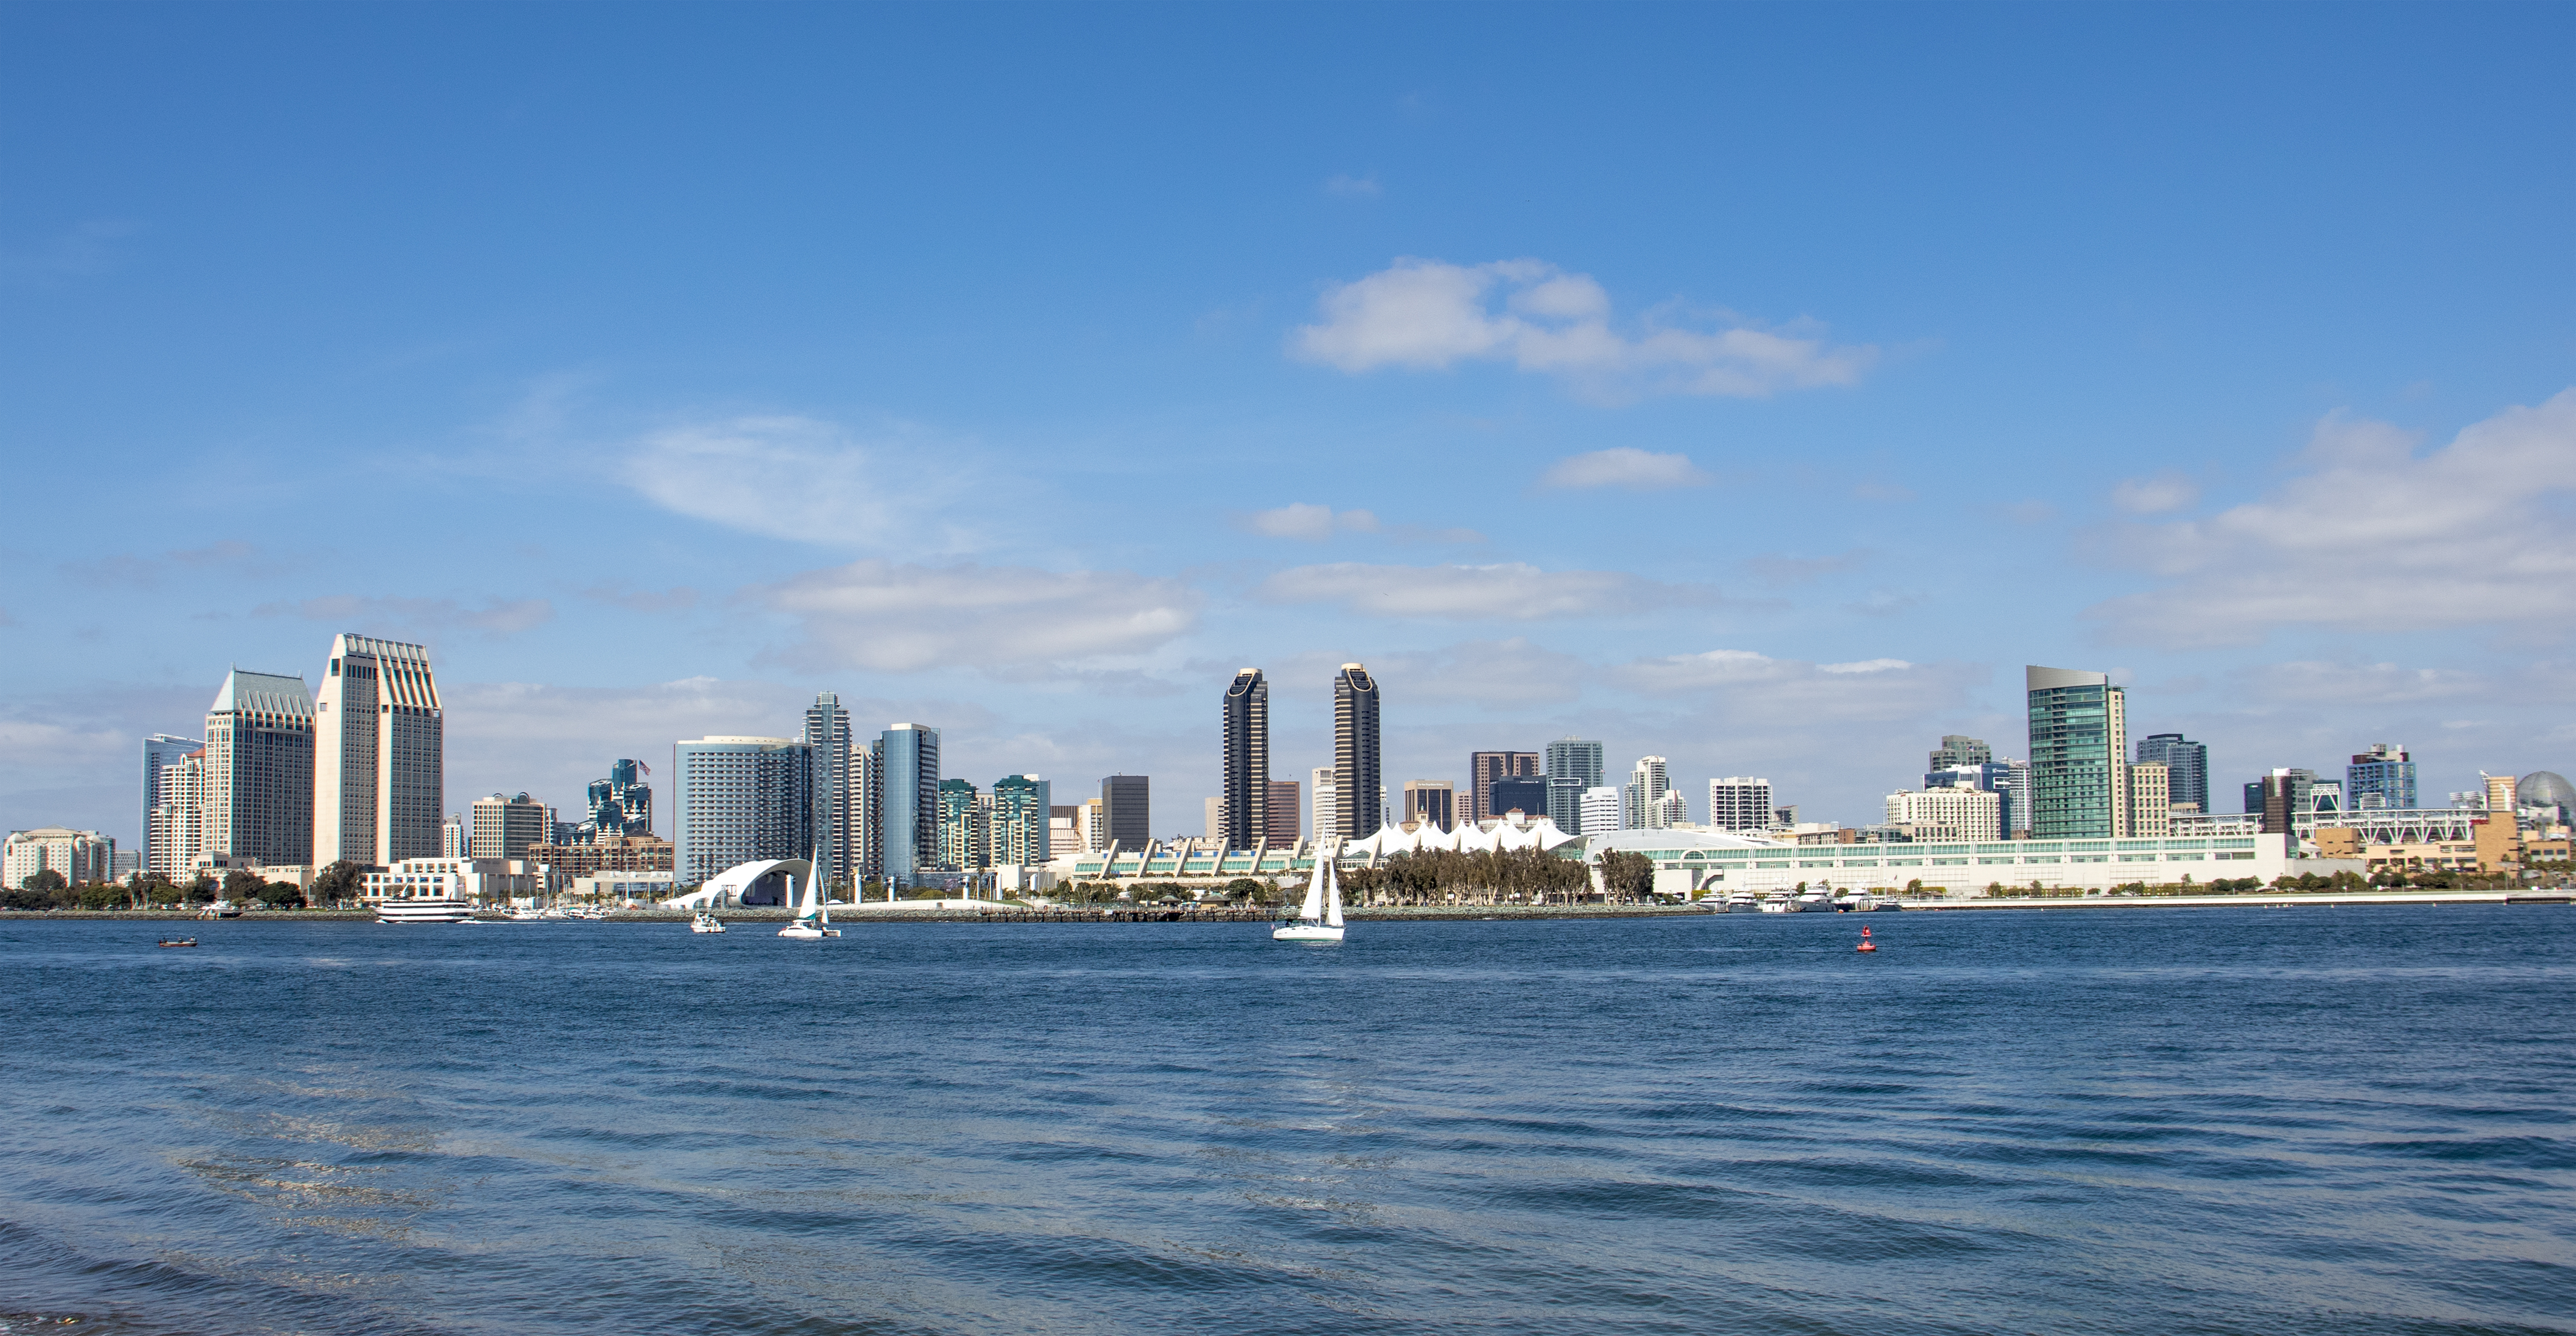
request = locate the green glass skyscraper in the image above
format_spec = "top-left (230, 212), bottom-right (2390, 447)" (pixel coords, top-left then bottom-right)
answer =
top-left (2027, 665), bottom-right (2128, 840)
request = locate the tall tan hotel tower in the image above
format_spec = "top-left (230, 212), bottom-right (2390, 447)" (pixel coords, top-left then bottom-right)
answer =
top-left (313, 633), bottom-right (446, 866)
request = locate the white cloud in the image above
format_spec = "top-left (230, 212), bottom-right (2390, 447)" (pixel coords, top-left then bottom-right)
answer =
top-left (1540, 448), bottom-right (1711, 491)
top-left (1239, 503), bottom-right (1381, 540)
top-left (754, 560), bottom-right (1200, 671)
top-left (2111, 472), bottom-right (2199, 514)
top-left (2088, 391), bottom-right (2576, 645)
top-left (1611, 648), bottom-right (1975, 722)
top-left (1290, 257), bottom-right (1875, 400)
top-left (1258, 562), bottom-right (1709, 620)
top-left (1820, 658), bottom-right (1912, 674)
top-left (2230, 660), bottom-right (2487, 707)
top-left (626, 415), bottom-right (974, 551)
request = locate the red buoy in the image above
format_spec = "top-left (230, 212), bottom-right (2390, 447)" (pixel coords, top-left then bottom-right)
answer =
top-left (1858, 925), bottom-right (1876, 953)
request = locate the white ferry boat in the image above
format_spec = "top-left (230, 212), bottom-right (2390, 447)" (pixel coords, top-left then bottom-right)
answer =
top-left (378, 896), bottom-right (477, 924)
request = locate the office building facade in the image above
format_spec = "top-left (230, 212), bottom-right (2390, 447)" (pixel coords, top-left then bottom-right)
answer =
top-left (1581, 785), bottom-right (1624, 834)
top-left (1469, 749), bottom-right (1540, 825)
top-left (1102, 774), bottom-right (1150, 849)
top-left (1544, 737), bottom-right (1605, 833)
top-left (2134, 733), bottom-right (2208, 814)
top-left (2027, 665), bottom-right (2128, 839)
top-left (1886, 783), bottom-right (2003, 842)
top-left (938, 778), bottom-right (987, 871)
top-left (1708, 777), bottom-right (1775, 833)
top-left (1334, 664), bottom-right (1382, 840)
top-left (148, 747), bottom-right (211, 879)
top-left (1401, 780), bottom-right (1456, 831)
top-left (1926, 761), bottom-right (2024, 836)
top-left (469, 791), bottom-right (551, 858)
top-left (1929, 734), bottom-right (1992, 770)
top-left (2348, 743), bottom-right (2417, 811)
top-left (582, 759), bottom-right (654, 841)
top-left (314, 635), bottom-right (441, 867)
top-left (1487, 776), bottom-right (1547, 818)
top-left (673, 736), bottom-right (815, 886)
top-left (876, 724), bottom-right (941, 884)
top-left (3, 828), bottom-right (114, 888)
top-left (1309, 767), bottom-right (1336, 846)
top-left (2127, 761), bottom-right (2171, 837)
top-left (1265, 779), bottom-right (1301, 845)
top-left (1220, 668), bottom-right (1269, 850)
top-left (206, 668), bottom-right (316, 868)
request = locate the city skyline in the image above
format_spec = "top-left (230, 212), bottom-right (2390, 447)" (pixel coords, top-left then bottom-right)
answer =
top-left (7, 8), bottom-right (2575, 845)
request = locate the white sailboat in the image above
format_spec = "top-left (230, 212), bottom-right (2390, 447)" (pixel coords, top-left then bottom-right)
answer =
top-left (777, 857), bottom-right (840, 940)
top-left (1273, 853), bottom-right (1346, 943)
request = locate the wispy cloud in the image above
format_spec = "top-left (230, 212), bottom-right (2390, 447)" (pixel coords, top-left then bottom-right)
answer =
top-left (1745, 550), bottom-right (1869, 586)
top-left (1238, 503), bottom-right (1381, 541)
top-left (753, 560), bottom-right (1200, 671)
top-left (61, 541), bottom-right (272, 589)
top-left (579, 584), bottom-right (700, 614)
top-left (1291, 257), bottom-right (1875, 400)
top-left (2111, 472), bottom-right (2199, 515)
top-left (254, 594), bottom-right (556, 638)
top-left (1322, 174), bottom-right (1381, 198)
top-left (1258, 562), bottom-right (1714, 620)
top-left (1540, 448), bottom-right (1711, 491)
top-left (625, 415), bottom-right (979, 552)
top-left (2087, 391), bottom-right (2576, 645)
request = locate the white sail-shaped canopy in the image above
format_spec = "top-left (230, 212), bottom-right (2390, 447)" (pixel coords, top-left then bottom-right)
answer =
top-left (1340, 813), bottom-right (1582, 861)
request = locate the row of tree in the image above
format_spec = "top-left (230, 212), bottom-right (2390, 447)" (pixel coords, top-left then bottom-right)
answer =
top-left (1342, 848), bottom-right (1611, 905)
top-left (5, 861), bottom-right (373, 911)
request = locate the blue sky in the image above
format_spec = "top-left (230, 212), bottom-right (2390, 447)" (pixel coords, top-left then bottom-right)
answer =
top-left (6, 3), bottom-right (2574, 845)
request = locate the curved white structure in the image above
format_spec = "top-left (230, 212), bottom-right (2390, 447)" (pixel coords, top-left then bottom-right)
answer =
top-left (663, 858), bottom-right (815, 911)
top-left (1340, 813), bottom-right (1581, 861)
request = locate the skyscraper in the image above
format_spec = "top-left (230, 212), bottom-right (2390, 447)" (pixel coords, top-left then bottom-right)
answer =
top-left (1334, 664), bottom-right (1382, 841)
top-left (313, 635), bottom-right (441, 867)
top-left (878, 724), bottom-right (941, 885)
top-left (1930, 735), bottom-right (1993, 770)
top-left (147, 747), bottom-right (210, 878)
top-left (207, 668), bottom-right (315, 868)
top-left (1488, 776), bottom-right (1548, 818)
top-left (1708, 778), bottom-right (1774, 832)
top-left (1309, 767), bottom-right (1336, 845)
top-left (469, 792), bottom-right (551, 858)
top-left (140, 733), bottom-right (202, 872)
top-left (582, 759), bottom-right (654, 841)
top-left (938, 778), bottom-right (987, 870)
top-left (992, 775), bottom-right (1050, 865)
top-left (1401, 780), bottom-right (1456, 830)
top-left (1265, 779), bottom-right (1301, 845)
top-left (1544, 737), bottom-right (1605, 833)
top-left (2135, 733), bottom-right (2210, 814)
top-left (1101, 774), bottom-right (1150, 848)
top-left (2027, 665), bottom-right (2128, 840)
top-left (2347, 743), bottom-right (2416, 811)
top-left (1624, 756), bottom-right (1673, 830)
top-left (804, 693), bottom-right (855, 885)
top-left (674, 736), bottom-right (815, 885)
top-left (1220, 668), bottom-right (1269, 851)
top-left (1468, 749), bottom-right (1540, 825)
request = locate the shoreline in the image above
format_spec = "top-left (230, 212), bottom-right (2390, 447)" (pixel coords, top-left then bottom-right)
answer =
top-left (1, 890), bottom-right (2569, 924)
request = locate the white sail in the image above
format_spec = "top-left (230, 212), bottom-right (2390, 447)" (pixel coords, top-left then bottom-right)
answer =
top-left (1298, 857), bottom-right (1329, 921)
top-left (1323, 859), bottom-right (1344, 928)
top-left (793, 863), bottom-right (817, 921)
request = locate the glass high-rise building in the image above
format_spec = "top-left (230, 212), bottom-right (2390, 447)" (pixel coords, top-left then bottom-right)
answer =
top-left (140, 733), bottom-right (202, 871)
top-left (314, 634), bottom-right (440, 867)
top-left (1264, 779), bottom-right (1301, 845)
top-left (1468, 749), bottom-right (1540, 825)
top-left (1544, 738), bottom-right (1604, 833)
top-left (583, 759), bottom-right (654, 841)
top-left (1334, 665), bottom-right (1382, 840)
top-left (1930, 735), bottom-right (1992, 770)
top-left (992, 775), bottom-right (1050, 865)
top-left (803, 693), bottom-right (855, 886)
top-left (876, 724), bottom-right (941, 885)
top-left (938, 778), bottom-right (987, 870)
top-left (2347, 743), bottom-right (2416, 811)
top-left (673, 735), bottom-right (814, 886)
top-left (207, 668), bottom-right (315, 868)
top-left (2135, 733), bottom-right (2209, 814)
top-left (1101, 774), bottom-right (1150, 849)
top-left (1220, 668), bottom-right (1269, 851)
top-left (2027, 665), bottom-right (2128, 839)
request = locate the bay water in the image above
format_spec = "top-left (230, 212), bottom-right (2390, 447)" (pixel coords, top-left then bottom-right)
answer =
top-left (1, 905), bottom-right (2569, 1334)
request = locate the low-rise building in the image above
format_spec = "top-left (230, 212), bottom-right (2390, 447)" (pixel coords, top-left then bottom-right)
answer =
top-left (359, 857), bottom-right (552, 906)
top-left (524, 835), bottom-right (673, 880)
top-left (4, 827), bottom-right (115, 888)
top-left (1886, 783), bottom-right (2003, 842)
top-left (573, 871), bottom-right (675, 903)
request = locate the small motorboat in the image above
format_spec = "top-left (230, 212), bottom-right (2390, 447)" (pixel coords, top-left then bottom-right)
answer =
top-left (156, 937), bottom-right (197, 948)
top-left (690, 911), bottom-right (726, 934)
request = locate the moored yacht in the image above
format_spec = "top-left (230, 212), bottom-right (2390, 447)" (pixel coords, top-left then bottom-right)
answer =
top-left (690, 911), bottom-right (726, 934)
top-left (1758, 893), bottom-right (1801, 913)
